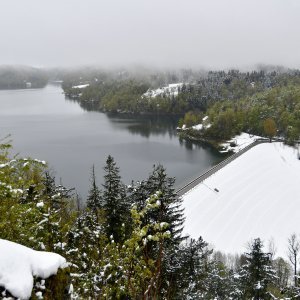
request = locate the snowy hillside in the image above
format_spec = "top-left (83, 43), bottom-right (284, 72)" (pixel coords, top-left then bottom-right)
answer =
top-left (183, 142), bottom-right (300, 258)
top-left (143, 83), bottom-right (183, 98)
top-left (0, 239), bottom-right (67, 299)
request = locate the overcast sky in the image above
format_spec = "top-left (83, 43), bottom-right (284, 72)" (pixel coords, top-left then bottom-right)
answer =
top-left (1, 0), bottom-right (300, 69)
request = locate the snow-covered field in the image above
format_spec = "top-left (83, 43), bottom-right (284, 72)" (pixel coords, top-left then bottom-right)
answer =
top-left (183, 142), bottom-right (300, 259)
top-left (0, 239), bottom-right (67, 299)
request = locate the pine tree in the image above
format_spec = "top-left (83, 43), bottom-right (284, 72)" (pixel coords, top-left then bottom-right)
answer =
top-left (130, 165), bottom-right (186, 298)
top-left (65, 210), bottom-right (105, 298)
top-left (167, 237), bottom-right (209, 298)
top-left (141, 164), bottom-right (185, 245)
top-left (86, 164), bottom-right (102, 213)
top-left (239, 238), bottom-right (276, 299)
top-left (99, 192), bottom-right (170, 299)
top-left (36, 172), bottom-right (74, 252)
top-left (102, 155), bottom-right (130, 243)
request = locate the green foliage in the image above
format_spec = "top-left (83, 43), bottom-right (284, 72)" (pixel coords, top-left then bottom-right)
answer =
top-left (62, 68), bottom-right (300, 120)
top-left (180, 111), bottom-right (204, 127)
top-left (189, 84), bottom-right (300, 143)
top-left (65, 210), bottom-right (106, 298)
top-left (2, 140), bottom-right (300, 299)
top-left (263, 118), bottom-right (277, 141)
top-left (101, 80), bottom-right (148, 113)
top-left (99, 192), bottom-right (170, 299)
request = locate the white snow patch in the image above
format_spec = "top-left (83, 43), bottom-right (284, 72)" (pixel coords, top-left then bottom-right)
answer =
top-left (36, 201), bottom-right (44, 208)
top-left (221, 133), bottom-right (261, 153)
top-left (183, 142), bottom-right (300, 259)
top-left (72, 84), bottom-right (90, 89)
top-left (192, 124), bottom-right (203, 131)
top-left (143, 83), bottom-right (183, 98)
top-left (0, 239), bottom-right (67, 299)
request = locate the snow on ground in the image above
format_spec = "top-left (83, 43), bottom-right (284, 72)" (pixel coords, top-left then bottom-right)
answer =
top-left (72, 84), bottom-right (90, 89)
top-left (192, 124), bottom-right (203, 130)
top-left (183, 142), bottom-right (300, 259)
top-left (143, 83), bottom-right (183, 98)
top-left (220, 132), bottom-right (261, 153)
top-left (0, 239), bottom-right (67, 299)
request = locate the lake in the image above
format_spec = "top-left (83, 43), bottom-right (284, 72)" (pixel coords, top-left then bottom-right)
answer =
top-left (0, 85), bottom-right (224, 200)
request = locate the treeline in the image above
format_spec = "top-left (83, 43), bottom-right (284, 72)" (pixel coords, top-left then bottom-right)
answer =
top-left (2, 141), bottom-right (300, 299)
top-left (0, 66), bottom-right (48, 89)
top-left (62, 67), bottom-right (300, 116)
top-left (177, 69), bottom-right (300, 112)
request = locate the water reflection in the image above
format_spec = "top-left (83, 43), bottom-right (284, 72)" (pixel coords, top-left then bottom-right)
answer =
top-left (106, 113), bottom-right (179, 139)
top-left (65, 96), bottom-right (179, 138)
top-left (64, 96), bottom-right (223, 154)
top-left (65, 97), bottom-right (99, 112)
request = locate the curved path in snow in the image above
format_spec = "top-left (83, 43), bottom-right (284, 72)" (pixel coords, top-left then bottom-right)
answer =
top-left (176, 138), bottom-right (270, 196)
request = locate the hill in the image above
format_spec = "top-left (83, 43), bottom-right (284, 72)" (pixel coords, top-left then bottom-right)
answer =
top-left (183, 142), bottom-right (300, 258)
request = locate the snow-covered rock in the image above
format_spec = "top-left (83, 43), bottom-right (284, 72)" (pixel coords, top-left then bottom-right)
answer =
top-left (183, 142), bottom-right (300, 258)
top-left (0, 239), bottom-right (67, 299)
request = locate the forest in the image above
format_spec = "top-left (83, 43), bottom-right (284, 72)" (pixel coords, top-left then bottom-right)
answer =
top-left (1, 139), bottom-right (300, 299)
top-left (179, 83), bottom-right (300, 145)
top-left (0, 66), bottom-right (48, 89)
top-left (1, 66), bottom-right (300, 298)
top-left (61, 68), bottom-right (300, 145)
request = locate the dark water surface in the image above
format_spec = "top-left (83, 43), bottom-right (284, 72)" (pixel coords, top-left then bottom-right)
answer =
top-left (0, 85), bottom-right (223, 199)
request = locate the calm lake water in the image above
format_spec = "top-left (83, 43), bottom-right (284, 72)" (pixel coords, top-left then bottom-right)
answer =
top-left (0, 85), bottom-right (224, 199)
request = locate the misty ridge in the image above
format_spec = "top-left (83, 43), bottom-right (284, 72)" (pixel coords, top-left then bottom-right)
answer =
top-left (0, 63), bottom-right (298, 89)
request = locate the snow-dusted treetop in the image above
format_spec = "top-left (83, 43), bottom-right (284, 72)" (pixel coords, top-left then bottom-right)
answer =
top-left (0, 239), bottom-right (67, 300)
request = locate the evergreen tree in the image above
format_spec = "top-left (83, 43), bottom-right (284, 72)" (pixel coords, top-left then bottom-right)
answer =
top-left (86, 164), bottom-right (102, 213)
top-left (102, 155), bottom-right (130, 243)
top-left (144, 164), bottom-right (185, 245)
top-left (239, 238), bottom-right (276, 299)
top-left (65, 210), bottom-right (105, 298)
top-left (36, 172), bottom-right (74, 252)
top-left (172, 237), bottom-right (212, 299)
top-left (130, 165), bottom-right (186, 298)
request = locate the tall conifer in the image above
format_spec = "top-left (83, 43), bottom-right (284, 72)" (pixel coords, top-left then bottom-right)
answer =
top-left (86, 164), bottom-right (102, 213)
top-left (102, 155), bottom-right (129, 243)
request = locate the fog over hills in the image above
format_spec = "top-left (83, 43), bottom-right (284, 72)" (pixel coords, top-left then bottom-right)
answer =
top-left (0, 0), bottom-right (300, 69)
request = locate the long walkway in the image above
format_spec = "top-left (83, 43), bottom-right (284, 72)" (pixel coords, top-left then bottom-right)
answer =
top-left (176, 138), bottom-right (269, 196)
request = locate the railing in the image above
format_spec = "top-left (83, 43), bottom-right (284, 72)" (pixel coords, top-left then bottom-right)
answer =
top-left (176, 138), bottom-right (270, 196)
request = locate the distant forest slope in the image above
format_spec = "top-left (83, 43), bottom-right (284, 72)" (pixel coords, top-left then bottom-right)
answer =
top-left (61, 67), bottom-right (300, 116)
top-left (0, 65), bottom-right (48, 89)
top-left (60, 67), bottom-right (300, 145)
